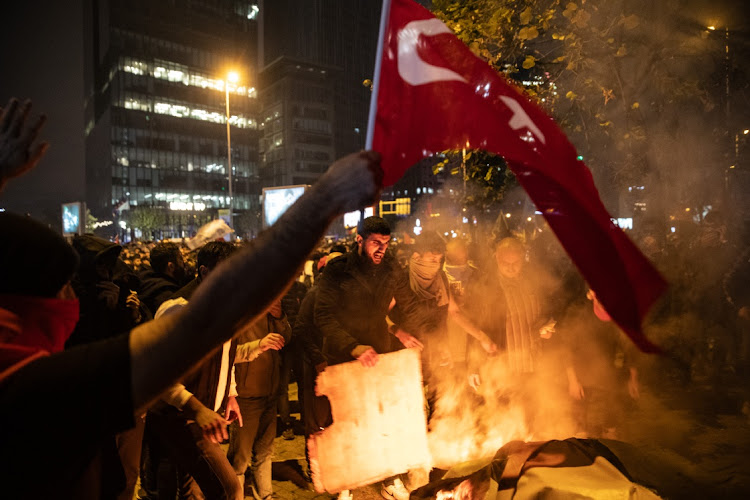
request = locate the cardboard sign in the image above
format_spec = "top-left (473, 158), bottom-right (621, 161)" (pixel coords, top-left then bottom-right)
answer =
top-left (308, 348), bottom-right (431, 493)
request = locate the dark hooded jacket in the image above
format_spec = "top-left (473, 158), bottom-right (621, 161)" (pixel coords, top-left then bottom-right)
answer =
top-left (138, 268), bottom-right (181, 317)
top-left (66, 235), bottom-right (136, 347)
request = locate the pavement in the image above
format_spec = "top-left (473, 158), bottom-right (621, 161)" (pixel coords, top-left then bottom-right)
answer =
top-left (268, 384), bottom-right (384, 500)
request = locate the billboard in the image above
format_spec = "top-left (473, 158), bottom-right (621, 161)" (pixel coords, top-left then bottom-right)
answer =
top-left (262, 185), bottom-right (308, 228)
top-left (343, 207), bottom-right (374, 228)
top-left (62, 201), bottom-right (85, 236)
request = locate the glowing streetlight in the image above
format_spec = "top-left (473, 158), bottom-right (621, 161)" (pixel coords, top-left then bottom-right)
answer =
top-left (225, 71), bottom-right (240, 236)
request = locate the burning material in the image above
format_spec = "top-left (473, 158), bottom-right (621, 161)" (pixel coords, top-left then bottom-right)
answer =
top-left (427, 358), bottom-right (529, 468)
top-left (427, 355), bottom-right (577, 469)
top-left (435, 478), bottom-right (484, 500)
top-left (308, 348), bottom-right (431, 493)
top-left (411, 463), bottom-right (493, 500)
top-left (414, 439), bottom-right (665, 500)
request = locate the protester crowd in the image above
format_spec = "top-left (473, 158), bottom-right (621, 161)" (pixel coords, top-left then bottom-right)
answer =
top-left (3, 98), bottom-right (750, 500)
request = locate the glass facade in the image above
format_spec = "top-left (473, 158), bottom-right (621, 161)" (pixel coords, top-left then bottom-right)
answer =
top-left (84, 0), bottom-right (260, 239)
top-left (258, 59), bottom-right (336, 187)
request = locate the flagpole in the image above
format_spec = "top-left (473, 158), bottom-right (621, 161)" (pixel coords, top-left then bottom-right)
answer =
top-left (365, 0), bottom-right (392, 150)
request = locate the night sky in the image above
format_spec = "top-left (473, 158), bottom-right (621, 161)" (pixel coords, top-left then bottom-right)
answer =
top-left (0, 0), bottom-right (84, 226)
top-left (0, 0), bottom-right (747, 229)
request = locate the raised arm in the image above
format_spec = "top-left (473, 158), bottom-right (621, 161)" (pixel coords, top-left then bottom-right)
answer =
top-left (129, 151), bottom-right (382, 412)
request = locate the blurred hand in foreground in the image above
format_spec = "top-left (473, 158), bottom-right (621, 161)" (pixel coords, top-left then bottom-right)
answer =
top-left (315, 150), bottom-right (383, 215)
top-left (0, 99), bottom-right (49, 193)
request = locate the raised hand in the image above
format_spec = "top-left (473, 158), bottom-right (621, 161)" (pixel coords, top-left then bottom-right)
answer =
top-left (315, 150), bottom-right (383, 215)
top-left (0, 99), bottom-right (49, 193)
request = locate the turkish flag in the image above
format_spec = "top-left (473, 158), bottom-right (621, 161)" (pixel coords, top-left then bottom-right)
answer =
top-left (371, 0), bottom-right (667, 352)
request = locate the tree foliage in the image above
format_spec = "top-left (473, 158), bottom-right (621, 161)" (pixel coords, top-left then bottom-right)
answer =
top-left (84, 209), bottom-right (98, 233)
top-left (431, 0), bottom-right (720, 211)
top-left (433, 150), bottom-right (516, 214)
top-left (128, 206), bottom-right (166, 239)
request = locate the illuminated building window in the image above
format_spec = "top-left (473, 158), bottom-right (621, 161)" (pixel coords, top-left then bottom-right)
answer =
top-left (117, 95), bottom-right (256, 129)
top-left (120, 57), bottom-right (257, 98)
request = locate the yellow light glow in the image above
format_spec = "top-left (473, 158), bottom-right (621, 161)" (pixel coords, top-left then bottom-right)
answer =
top-left (744, 129), bottom-right (749, 135)
top-left (685, 208), bottom-right (691, 212)
top-left (707, 25), bottom-right (716, 30)
top-left (505, 213), bottom-right (511, 218)
top-left (227, 71), bottom-right (240, 84)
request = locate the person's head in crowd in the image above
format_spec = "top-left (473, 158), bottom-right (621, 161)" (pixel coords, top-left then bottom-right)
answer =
top-left (445, 238), bottom-right (470, 267)
top-left (326, 250), bottom-right (343, 262)
top-left (150, 242), bottom-right (185, 282)
top-left (395, 244), bottom-right (412, 269)
top-left (196, 241), bottom-right (237, 281)
top-left (330, 244), bottom-right (347, 254)
top-left (317, 249), bottom-right (345, 272)
top-left (356, 216), bottom-right (391, 265)
top-left (71, 235), bottom-right (122, 284)
top-left (410, 231), bottom-right (446, 279)
top-left (495, 237), bottom-right (525, 280)
top-left (0, 212), bottom-right (80, 352)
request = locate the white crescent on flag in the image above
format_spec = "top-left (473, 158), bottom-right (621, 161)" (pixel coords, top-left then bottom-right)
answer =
top-left (397, 18), bottom-right (467, 86)
top-left (500, 96), bottom-right (546, 145)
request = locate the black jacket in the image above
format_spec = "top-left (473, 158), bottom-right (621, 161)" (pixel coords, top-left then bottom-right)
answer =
top-left (314, 251), bottom-right (423, 365)
top-left (292, 286), bottom-right (327, 368)
top-left (138, 269), bottom-right (181, 317)
top-left (66, 235), bottom-right (134, 347)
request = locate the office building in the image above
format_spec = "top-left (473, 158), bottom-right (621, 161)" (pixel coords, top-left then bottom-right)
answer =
top-left (84, 0), bottom-right (261, 239)
top-left (257, 0), bottom-right (381, 188)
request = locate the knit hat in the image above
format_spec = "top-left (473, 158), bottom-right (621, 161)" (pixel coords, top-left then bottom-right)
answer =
top-left (0, 212), bottom-right (79, 297)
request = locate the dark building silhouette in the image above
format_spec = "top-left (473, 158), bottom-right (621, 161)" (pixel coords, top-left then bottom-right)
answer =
top-left (257, 0), bottom-right (381, 188)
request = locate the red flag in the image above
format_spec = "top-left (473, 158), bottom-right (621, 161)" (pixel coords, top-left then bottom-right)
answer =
top-left (370, 0), bottom-right (667, 352)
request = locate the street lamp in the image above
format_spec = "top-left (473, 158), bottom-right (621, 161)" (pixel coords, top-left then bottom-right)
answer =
top-left (225, 70), bottom-right (240, 236)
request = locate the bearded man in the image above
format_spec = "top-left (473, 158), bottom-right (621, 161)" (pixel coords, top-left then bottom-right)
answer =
top-left (314, 217), bottom-right (423, 368)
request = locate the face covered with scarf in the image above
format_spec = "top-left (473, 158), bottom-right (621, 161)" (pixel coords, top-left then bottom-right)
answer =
top-left (0, 212), bottom-right (81, 379)
top-left (409, 251), bottom-right (449, 306)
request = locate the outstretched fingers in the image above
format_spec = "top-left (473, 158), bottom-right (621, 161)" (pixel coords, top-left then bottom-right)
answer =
top-left (0, 98), bottom-right (20, 132)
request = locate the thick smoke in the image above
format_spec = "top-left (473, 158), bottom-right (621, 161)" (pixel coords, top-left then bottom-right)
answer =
top-left (380, 0), bottom-right (750, 484)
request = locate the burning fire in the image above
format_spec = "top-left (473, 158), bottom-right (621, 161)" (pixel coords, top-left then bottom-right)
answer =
top-left (436, 479), bottom-right (475, 500)
top-left (427, 355), bottom-right (575, 468)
